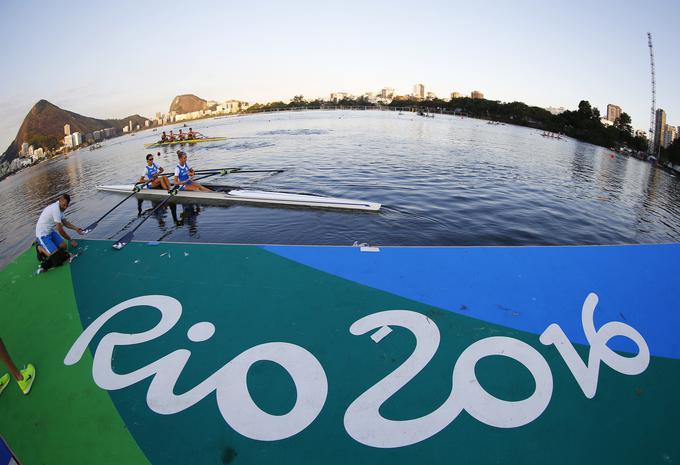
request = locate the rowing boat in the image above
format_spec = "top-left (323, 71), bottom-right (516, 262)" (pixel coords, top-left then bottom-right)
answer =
top-left (144, 137), bottom-right (226, 148)
top-left (97, 184), bottom-right (381, 211)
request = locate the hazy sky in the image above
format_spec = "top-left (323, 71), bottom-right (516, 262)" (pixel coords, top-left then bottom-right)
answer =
top-left (1, 0), bottom-right (678, 149)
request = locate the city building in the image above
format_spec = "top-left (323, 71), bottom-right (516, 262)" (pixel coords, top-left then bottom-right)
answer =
top-left (362, 92), bottom-right (377, 103)
top-left (128, 121), bottom-right (133, 133)
top-left (606, 104), bottom-right (622, 123)
top-left (663, 124), bottom-right (677, 148)
top-left (71, 132), bottom-right (83, 147)
top-left (546, 106), bottom-right (567, 115)
top-left (64, 135), bottom-right (73, 147)
top-left (600, 118), bottom-right (614, 127)
top-left (20, 142), bottom-right (29, 155)
top-left (330, 92), bottom-right (349, 102)
top-left (145, 120), bottom-right (150, 128)
top-left (32, 148), bottom-right (44, 161)
top-left (380, 88), bottom-right (395, 99)
top-left (122, 126), bottom-right (129, 133)
top-left (471, 91), bottom-right (484, 100)
top-left (64, 124), bottom-right (71, 136)
top-left (450, 92), bottom-right (461, 99)
top-left (28, 145), bottom-right (34, 155)
top-left (426, 92), bottom-right (437, 100)
top-left (413, 84), bottom-right (425, 100)
top-left (654, 109), bottom-right (666, 153)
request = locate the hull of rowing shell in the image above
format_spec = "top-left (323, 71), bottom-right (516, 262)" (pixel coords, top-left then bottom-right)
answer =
top-left (96, 184), bottom-right (381, 211)
top-left (144, 137), bottom-right (227, 148)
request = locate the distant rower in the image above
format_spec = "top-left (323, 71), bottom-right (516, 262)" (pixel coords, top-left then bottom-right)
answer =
top-left (187, 128), bottom-right (196, 140)
top-left (140, 153), bottom-right (171, 190)
top-left (174, 151), bottom-right (211, 192)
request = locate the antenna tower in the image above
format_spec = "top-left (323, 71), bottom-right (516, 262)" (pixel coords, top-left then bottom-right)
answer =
top-left (647, 32), bottom-right (656, 154)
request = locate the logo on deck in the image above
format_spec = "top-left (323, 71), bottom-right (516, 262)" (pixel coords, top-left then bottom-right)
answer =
top-left (65, 292), bottom-right (648, 448)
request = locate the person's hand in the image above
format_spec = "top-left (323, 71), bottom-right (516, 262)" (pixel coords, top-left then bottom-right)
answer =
top-left (77, 228), bottom-right (84, 235)
top-left (70, 239), bottom-right (78, 248)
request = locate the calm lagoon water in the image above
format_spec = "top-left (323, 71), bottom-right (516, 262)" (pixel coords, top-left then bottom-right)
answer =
top-left (1, 110), bottom-right (679, 268)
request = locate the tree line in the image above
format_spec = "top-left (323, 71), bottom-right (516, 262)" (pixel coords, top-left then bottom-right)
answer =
top-left (244, 95), bottom-right (651, 154)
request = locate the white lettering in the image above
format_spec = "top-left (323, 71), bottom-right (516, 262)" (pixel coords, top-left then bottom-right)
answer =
top-left (539, 292), bottom-right (650, 398)
top-left (64, 295), bottom-right (328, 441)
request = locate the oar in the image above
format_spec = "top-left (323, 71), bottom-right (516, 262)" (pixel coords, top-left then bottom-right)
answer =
top-left (157, 167), bottom-right (242, 177)
top-left (82, 180), bottom-right (148, 234)
top-left (193, 168), bottom-right (284, 175)
top-left (112, 172), bottom-right (222, 250)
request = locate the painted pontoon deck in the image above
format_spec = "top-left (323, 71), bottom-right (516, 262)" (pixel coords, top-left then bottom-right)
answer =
top-left (0, 240), bottom-right (678, 465)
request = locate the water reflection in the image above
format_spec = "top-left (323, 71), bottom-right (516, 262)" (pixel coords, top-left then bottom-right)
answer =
top-left (1, 110), bottom-right (680, 269)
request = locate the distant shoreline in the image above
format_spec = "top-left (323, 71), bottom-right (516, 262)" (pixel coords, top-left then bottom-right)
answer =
top-left (0, 107), bottom-right (656, 183)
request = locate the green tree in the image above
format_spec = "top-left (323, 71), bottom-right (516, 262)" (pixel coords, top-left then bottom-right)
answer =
top-left (578, 100), bottom-right (592, 117)
top-left (614, 113), bottom-right (632, 134)
top-left (592, 107), bottom-right (601, 120)
top-left (291, 95), bottom-right (306, 105)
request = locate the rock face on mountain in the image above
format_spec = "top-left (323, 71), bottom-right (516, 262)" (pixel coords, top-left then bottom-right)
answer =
top-left (169, 94), bottom-right (208, 114)
top-left (0, 99), bottom-right (149, 180)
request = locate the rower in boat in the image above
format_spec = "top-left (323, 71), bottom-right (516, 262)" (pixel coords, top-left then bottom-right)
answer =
top-left (187, 128), bottom-right (197, 140)
top-left (161, 131), bottom-right (168, 142)
top-left (178, 129), bottom-right (185, 141)
top-left (168, 130), bottom-right (176, 142)
top-left (174, 151), bottom-right (212, 192)
top-left (140, 153), bottom-right (171, 190)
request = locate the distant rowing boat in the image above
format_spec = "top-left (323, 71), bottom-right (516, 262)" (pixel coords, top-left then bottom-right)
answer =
top-left (97, 184), bottom-right (381, 211)
top-left (144, 137), bottom-right (226, 148)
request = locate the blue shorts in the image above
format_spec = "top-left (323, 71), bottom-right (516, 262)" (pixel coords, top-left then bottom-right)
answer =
top-left (178, 180), bottom-right (193, 191)
top-left (37, 230), bottom-right (64, 254)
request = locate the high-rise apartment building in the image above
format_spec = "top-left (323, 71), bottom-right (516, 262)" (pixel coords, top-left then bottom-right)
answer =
top-left (64, 124), bottom-right (71, 136)
top-left (606, 104), bottom-right (622, 123)
top-left (654, 109), bottom-right (666, 153)
top-left (663, 124), bottom-right (677, 148)
top-left (471, 91), bottom-right (484, 99)
top-left (71, 132), bottom-right (83, 147)
top-left (450, 92), bottom-right (461, 99)
top-left (413, 83), bottom-right (425, 100)
top-left (380, 88), bottom-right (394, 99)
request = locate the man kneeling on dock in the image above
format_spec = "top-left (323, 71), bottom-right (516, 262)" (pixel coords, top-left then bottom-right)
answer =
top-left (35, 194), bottom-right (83, 272)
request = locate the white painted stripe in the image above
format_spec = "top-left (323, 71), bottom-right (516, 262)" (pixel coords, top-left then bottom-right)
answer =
top-left (370, 326), bottom-right (392, 343)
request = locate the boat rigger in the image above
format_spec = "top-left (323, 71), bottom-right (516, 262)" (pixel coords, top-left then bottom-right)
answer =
top-left (96, 184), bottom-right (382, 212)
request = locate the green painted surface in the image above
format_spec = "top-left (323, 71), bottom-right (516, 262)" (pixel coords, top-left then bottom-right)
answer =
top-left (0, 246), bottom-right (149, 465)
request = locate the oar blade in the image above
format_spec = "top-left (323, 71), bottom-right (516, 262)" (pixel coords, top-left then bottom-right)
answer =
top-left (82, 221), bottom-right (98, 234)
top-left (112, 231), bottom-right (134, 250)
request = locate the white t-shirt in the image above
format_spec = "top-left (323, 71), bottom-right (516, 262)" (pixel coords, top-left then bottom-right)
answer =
top-left (35, 201), bottom-right (64, 237)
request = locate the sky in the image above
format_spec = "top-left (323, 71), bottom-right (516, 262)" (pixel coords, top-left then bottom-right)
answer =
top-left (1, 0), bottom-right (679, 149)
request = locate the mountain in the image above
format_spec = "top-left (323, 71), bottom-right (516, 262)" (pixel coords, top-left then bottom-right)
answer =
top-left (170, 94), bottom-right (209, 114)
top-left (0, 99), bottom-right (149, 179)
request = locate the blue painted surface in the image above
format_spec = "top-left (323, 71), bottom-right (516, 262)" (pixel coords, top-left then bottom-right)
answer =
top-left (262, 244), bottom-right (680, 359)
top-left (0, 437), bottom-right (16, 465)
